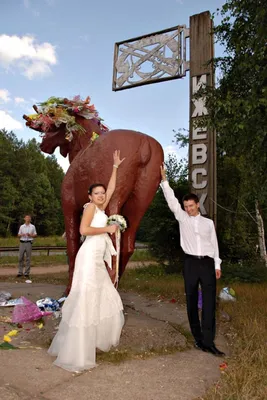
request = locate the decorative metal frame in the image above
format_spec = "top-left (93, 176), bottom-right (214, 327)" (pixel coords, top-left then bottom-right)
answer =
top-left (112, 25), bottom-right (190, 91)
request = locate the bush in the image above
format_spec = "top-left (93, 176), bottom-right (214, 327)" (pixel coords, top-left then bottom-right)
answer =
top-left (222, 259), bottom-right (267, 283)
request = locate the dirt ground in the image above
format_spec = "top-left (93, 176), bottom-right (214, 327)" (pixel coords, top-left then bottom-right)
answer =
top-left (0, 280), bottom-right (229, 400)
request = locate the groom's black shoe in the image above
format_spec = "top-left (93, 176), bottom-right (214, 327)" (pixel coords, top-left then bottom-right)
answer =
top-left (204, 344), bottom-right (225, 357)
top-left (194, 341), bottom-right (207, 352)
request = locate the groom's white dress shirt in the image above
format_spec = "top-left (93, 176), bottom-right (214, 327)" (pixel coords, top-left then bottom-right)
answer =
top-left (161, 181), bottom-right (221, 270)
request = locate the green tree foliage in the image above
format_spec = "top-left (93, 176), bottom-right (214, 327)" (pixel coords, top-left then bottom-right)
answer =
top-left (207, 0), bottom-right (267, 200)
top-left (0, 129), bottom-right (65, 236)
top-left (216, 154), bottom-right (261, 261)
top-left (137, 154), bottom-right (189, 272)
top-left (211, 0), bottom-right (267, 259)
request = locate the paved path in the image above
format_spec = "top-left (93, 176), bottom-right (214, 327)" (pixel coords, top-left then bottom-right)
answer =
top-left (1, 348), bottom-right (223, 400)
top-left (0, 282), bottom-right (228, 400)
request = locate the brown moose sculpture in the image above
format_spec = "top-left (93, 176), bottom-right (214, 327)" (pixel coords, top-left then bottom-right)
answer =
top-left (23, 97), bottom-right (164, 294)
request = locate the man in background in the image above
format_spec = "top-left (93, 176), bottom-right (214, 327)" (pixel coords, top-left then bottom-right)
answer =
top-left (17, 215), bottom-right (37, 278)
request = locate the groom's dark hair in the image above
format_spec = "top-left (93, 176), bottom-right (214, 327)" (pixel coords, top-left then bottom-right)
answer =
top-left (182, 193), bottom-right (199, 204)
top-left (88, 184), bottom-right (107, 195)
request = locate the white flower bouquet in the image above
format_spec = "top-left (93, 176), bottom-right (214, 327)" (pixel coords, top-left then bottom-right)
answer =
top-left (107, 214), bottom-right (127, 232)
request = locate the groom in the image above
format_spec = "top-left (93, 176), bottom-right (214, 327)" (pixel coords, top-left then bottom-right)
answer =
top-left (160, 165), bottom-right (225, 357)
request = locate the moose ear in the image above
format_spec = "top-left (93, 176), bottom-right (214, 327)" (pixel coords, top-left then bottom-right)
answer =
top-left (60, 142), bottom-right (70, 157)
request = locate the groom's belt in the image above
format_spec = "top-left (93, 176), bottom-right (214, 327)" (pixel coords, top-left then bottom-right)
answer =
top-left (20, 240), bottom-right (33, 243)
top-left (185, 254), bottom-right (210, 260)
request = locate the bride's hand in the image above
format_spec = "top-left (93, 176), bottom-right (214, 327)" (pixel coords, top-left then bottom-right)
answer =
top-left (113, 150), bottom-right (125, 168)
top-left (106, 224), bottom-right (118, 234)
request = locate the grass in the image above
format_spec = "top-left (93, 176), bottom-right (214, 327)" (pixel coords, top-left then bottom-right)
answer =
top-left (97, 344), bottom-right (187, 364)
top-left (0, 254), bottom-right (68, 266)
top-left (130, 249), bottom-right (155, 262)
top-left (204, 283), bottom-right (267, 400)
top-left (0, 236), bottom-right (66, 247)
top-left (119, 264), bottom-right (186, 303)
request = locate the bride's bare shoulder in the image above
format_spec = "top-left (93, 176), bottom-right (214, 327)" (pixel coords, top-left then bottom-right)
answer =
top-left (83, 202), bottom-right (95, 212)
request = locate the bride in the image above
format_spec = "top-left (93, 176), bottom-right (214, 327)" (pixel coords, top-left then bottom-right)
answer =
top-left (48, 150), bottom-right (125, 372)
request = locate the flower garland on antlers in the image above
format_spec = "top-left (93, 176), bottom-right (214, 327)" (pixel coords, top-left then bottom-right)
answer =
top-left (25, 95), bottom-right (109, 142)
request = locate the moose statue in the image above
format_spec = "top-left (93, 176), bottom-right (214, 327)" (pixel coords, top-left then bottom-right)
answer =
top-left (23, 96), bottom-right (164, 294)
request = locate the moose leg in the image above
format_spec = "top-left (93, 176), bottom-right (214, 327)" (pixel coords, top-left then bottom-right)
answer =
top-left (119, 196), bottom-right (146, 278)
top-left (119, 196), bottom-right (153, 277)
top-left (119, 162), bottom-right (162, 278)
top-left (64, 209), bottom-right (81, 295)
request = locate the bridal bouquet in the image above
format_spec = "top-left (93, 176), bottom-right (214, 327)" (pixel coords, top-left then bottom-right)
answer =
top-left (107, 214), bottom-right (127, 288)
top-left (107, 214), bottom-right (127, 232)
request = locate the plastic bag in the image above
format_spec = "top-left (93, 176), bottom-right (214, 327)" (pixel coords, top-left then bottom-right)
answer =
top-left (198, 289), bottom-right (202, 309)
top-left (57, 297), bottom-right (66, 305)
top-left (36, 297), bottom-right (60, 312)
top-left (0, 291), bottom-right (11, 302)
top-left (12, 297), bottom-right (51, 324)
top-left (219, 287), bottom-right (236, 302)
top-left (0, 298), bottom-right (24, 307)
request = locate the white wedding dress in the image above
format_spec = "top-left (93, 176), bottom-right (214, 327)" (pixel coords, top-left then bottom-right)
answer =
top-left (48, 206), bottom-right (124, 372)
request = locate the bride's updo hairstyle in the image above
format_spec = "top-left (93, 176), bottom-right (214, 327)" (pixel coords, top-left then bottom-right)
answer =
top-left (88, 184), bottom-right (107, 195)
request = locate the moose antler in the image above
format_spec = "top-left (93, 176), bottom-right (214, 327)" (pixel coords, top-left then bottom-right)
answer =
top-left (23, 114), bottom-right (30, 122)
top-left (23, 104), bottom-right (40, 125)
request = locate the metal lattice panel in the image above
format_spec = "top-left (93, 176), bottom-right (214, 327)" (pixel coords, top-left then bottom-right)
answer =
top-left (112, 26), bottom-right (190, 91)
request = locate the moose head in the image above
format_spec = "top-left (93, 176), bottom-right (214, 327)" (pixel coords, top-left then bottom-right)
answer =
top-left (23, 96), bottom-right (108, 163)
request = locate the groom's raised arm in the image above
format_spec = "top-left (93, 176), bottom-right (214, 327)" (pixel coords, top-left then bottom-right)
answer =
top-left (160, 180), bottom-right (187, 222)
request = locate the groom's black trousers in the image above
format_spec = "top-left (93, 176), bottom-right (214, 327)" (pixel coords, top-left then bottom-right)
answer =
top-left (183, 254), bottom-right (216, 347)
